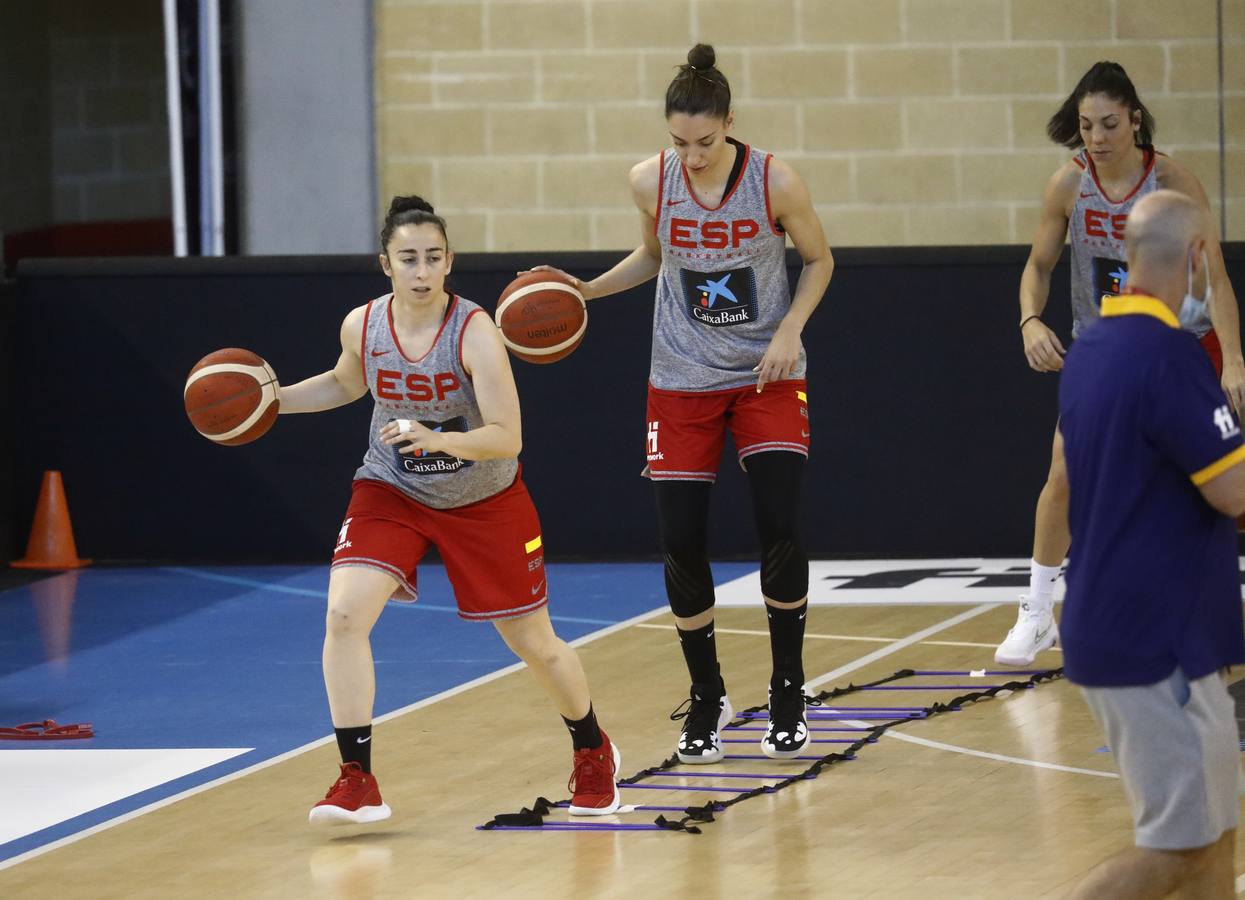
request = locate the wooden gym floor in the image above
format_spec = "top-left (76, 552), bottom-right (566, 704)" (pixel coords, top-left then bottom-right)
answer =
top-left (1, 561), bottom-right (1243, 899)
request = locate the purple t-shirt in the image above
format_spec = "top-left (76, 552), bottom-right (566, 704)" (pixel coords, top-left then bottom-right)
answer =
top-left (1060, 294), bottom-right (1245, 687)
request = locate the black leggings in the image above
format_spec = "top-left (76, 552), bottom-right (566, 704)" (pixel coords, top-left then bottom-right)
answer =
top-left (654, 451), bottom-right (809, 619)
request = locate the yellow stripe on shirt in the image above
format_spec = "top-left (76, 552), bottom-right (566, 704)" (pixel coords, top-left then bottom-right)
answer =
top-left (525, 535), bottom-right (543, 554)
top-left (1191, 444), bottom-right (1245, 486)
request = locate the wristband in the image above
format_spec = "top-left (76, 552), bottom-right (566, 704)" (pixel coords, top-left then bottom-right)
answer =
top-left (1019, 314), bottom-right (1041, 330)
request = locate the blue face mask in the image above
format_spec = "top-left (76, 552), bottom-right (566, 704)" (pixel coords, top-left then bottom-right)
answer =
top-left (1179, 250), bottom-right (1212, 331)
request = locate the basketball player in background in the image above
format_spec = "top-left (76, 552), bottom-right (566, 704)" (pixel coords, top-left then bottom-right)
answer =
top-left (994, 61), bottom-right (1244, 667)
top-left (279, 196), bottom-right (620, 824)
top-left (535, 44), bottom-right (834, 763)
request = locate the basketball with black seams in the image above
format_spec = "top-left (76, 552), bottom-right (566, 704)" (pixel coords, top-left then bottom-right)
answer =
top-left (184, 348), bottom-right (281, 445)
top-left (494, 271), bottom-right (587, 365)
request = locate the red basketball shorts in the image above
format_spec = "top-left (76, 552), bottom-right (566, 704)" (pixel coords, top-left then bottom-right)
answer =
top-left (331, 476), bottom-right (548, 621)
top-left (644, 379), bottom-right (810, 482)
top-left (1200, 329), bottom-right (1223, 378)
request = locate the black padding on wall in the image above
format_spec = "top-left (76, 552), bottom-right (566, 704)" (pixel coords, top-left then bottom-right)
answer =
top-left (10, 245), bottom-right (1243, 562)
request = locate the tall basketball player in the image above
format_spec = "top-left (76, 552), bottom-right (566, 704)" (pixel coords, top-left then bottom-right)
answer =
top-left (535, 44), bottom-right (834, 763)
top-left (995, 62), bottom-right (1245, 666)
top-left (278, 196), bottom-right (621, 824)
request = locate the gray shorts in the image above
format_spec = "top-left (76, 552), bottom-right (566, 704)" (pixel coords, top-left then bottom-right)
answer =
top-left (1081, 667), bottom-right (1244, 850)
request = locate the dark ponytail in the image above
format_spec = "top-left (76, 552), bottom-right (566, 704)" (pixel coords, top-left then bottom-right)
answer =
top-left (664, 43), bottom-right (731, 120)
top-left (380, 195), bottom-right (448, 252)
top-left (1046, 61), bottom-right (1155, 149)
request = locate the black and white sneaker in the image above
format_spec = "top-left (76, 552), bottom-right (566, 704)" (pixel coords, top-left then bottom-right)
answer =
top-left (761, 681), bottom-right (812, 760)
top-left (670, 682), bottom-right (735, 764)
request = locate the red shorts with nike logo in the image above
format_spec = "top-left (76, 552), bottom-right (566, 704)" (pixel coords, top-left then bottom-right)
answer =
top-left (331, 475), bottom-right (547, 621)
top-left (644, 379), bottom-right (810, 482)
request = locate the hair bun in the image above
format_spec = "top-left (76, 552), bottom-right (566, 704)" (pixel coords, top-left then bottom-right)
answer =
top-left (687, 43), bottom-right (716, 71)
top-left (388, 195), bottom-right (435, 217)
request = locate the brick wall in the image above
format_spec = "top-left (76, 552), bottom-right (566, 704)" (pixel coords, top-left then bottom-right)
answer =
top-left (0, 4), bottom-right (53, 239)
top-left (48, 0), bottom-right (170, 224)
top-left (375, 0), bottom-right (1244, 251)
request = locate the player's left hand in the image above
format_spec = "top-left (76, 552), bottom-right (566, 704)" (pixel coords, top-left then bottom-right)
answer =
top-left (381, 419), bottom-right (446, 455)
top-left (754, 325), bottom-right (803, 393)
top-left (1222, 360), bottom-right (1245, 416)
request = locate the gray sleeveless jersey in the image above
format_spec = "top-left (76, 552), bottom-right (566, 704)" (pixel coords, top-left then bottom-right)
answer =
top-left (1069, 149), bottom-right (1210, 338)
top-left (353, 293), bottom-right (518, 509)
top-left (650, 141), bottom-right (802, 391)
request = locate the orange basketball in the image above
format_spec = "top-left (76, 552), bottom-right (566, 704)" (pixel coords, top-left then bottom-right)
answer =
top-left (495, 271), bottom-right (587, 365)
top-left (184, 348), bottom-right (280, 446)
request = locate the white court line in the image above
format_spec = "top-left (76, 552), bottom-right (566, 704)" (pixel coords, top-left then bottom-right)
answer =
top-left (786, 603), bottom-right (1116, 782)
top-left (0, 604), bottom-right (669, 872)
top-left (805, 603), bottom-right (999, 690)
top-left (867, 730), bottom-right (1117, 780)
top-left (633, 622), bottom-right (1061, 652)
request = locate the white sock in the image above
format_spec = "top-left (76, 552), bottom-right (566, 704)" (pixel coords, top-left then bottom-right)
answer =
top-left (1028, 560), bottom-right (1061, 608)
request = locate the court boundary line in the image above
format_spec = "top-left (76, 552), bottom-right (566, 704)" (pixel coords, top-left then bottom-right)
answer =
top-left (633, 621), bottom-right (1063, 652)
top-left (0, 603), bottom-right (669, 872)
top-left (867, 729), bottom-right (1118, 779)
top-left (805, 603), bottom-right (999, 689)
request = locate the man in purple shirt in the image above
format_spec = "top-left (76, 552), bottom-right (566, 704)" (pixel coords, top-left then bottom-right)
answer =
top-left (1058, 190), bottom-right (1245, 900)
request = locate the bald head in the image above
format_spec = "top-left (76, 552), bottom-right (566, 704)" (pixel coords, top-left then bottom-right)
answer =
top-left (1125, 189), bottom-right (1206, 271)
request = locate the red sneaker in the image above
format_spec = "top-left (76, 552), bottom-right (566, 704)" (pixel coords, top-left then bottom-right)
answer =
top-left (567, 732), bottom-right (621, 816)
top-left (308, 762), bottom-right (392, 826)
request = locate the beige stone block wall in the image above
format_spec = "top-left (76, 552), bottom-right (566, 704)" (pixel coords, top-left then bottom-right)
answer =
top-left (375, 0), bottom-right (1244, 250)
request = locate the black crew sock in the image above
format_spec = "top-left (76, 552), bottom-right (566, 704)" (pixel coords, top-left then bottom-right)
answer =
top-left (562, 704), bottom-right (603, 751)
top-left (767, 601), bottom-right (808, 691)
top-left (677, 622), bottom-right (721, 693)
top-left (334, 725), bottom-right (373, 773)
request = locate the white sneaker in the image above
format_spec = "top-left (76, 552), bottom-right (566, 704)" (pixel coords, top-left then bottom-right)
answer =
top-left (993, 596), bottom-right (1058, 666)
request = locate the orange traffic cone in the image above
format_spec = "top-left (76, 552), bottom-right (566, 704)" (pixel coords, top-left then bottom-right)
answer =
top-left (12, 471), bottom-right (91, 569)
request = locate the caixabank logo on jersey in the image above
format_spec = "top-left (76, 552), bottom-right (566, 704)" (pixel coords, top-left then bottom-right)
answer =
top-left (1092, 256), bottom-right (1129, 304)
top-left (680, 265), bottom-right (758, 327)
top-left (395, 416), bottom-right (474, 475)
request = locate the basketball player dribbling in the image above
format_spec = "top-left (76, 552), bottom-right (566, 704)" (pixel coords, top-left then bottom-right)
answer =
top-left (278, 196), bottom-right (620, 824)
top-left (535, 44), bottom-right (834, 763)
top-left (995, 62), bottom-right (1245, 667)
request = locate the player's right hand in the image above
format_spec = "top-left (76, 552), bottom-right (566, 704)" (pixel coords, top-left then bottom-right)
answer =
top-left (1022, 319), bottom-right (1065, 372)
top-left (523, 265), bottom-right (595, 300)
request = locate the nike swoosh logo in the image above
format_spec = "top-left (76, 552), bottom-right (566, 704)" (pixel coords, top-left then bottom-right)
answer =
top-left (1035, 626), bottom-right (1050, 642)
top-left (801, 430), bottom-right (810, 438)
top-left (531, 580), bottom-right (545, 596)
top-left (370, 349), bottom-right (390, 357)
top-left (666, 198), bottom-right (686, 206)
top-left (356, 736), bottom-right (371, 744)
top-left (798, 612), bottom-right (806, 620)
top-left (706, 630), bottom-right (714, 638)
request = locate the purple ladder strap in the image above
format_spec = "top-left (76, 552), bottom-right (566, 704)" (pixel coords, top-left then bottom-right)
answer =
top-left (552, 811), bottom-right (727, 816)
top-left (620, 783), bottom-right (760, 794)
top-left (910, 670), bottom-right (1051, 676)
top-left (741, 712), bottom-right (922, 720)
top-left (478, 824), bottom-right (667, 831)
top-left (858, 685), bottom-right (1020, 690)
top-left (725, 726), bottom-right (874, 732)
top-left (724, 754), bottom-right (847, 761)
top-left (650, 771), bottom-right (792, 779)
top-left (722, 738), bottom-right (863, 744)
top-left (814, 706), bottom-right (931, 711)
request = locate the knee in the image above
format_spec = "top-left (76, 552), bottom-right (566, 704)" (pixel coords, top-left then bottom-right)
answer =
top-left (511, 633), bottom-right (562, 670)
top-left (325, 603), bottom-right (368, 640)
top-left (760, 535), bottom-right (808, 603)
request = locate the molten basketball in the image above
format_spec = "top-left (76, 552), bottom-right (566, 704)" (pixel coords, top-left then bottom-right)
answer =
top-left (184, 348), bottom-right (280, 446)
top-left (495, 271), bottom-right (587, 364)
